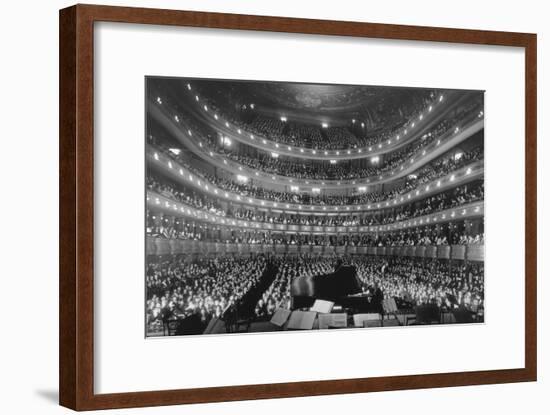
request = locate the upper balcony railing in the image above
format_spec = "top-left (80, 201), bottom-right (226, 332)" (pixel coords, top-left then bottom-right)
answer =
top-left (147, 187), bottom-right (484, 235)
top-left (150, 99), bottom-right (484, 188)
top-left (176, 83), bottom-right (467, 159)
top-left (148, 143), bottom-right (484, 213)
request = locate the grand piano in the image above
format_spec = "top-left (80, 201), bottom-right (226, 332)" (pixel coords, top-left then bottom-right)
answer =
top-left (290, 264), bottom-right (381, 313)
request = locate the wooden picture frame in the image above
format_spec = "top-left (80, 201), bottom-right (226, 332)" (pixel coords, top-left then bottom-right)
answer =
top-left (59, 4), bottom-right (537, 410)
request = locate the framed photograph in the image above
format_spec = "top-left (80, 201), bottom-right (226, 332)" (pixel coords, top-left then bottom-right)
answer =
top-left (59, 4), bottom-right (537, 410)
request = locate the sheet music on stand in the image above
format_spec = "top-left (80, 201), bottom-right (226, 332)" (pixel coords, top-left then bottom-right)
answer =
top-left (318, 313), bottom-right (348, 330)
top-left (270, 308), bottom-right (292, 327)
top-left (287, 310), bottom-right (317, 330)
top-left (310, 299), bottom-right (334, 314)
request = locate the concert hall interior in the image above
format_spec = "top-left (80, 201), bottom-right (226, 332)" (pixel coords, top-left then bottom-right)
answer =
top-left (145, 78), bottom-right (485, 337)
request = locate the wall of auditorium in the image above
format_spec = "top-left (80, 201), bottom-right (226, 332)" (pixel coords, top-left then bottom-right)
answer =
top-left (1, 1), bottom-right (546, 415)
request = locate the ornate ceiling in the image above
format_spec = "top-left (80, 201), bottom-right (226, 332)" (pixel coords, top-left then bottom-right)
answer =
top-left (187, 79), bottom-right (437, 128)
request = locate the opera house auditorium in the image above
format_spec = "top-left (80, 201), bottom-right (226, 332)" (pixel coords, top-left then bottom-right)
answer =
top-left (145, 79), bottom-right (485, 336)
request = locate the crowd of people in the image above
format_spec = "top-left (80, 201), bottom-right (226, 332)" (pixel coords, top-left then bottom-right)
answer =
top-left (146, 83), bottom-right (486, 336)
top-left (378, 181), bottom-right (484, 224)
top-left (150, 148), bottom-right (484, 226)
top-left (254, 256), bottom-right (335, 316)
top-left (361, 226), bottom-right (484, 246)
top-left (185, 85), bottom-right (438, 150)
top-left (255, 255), bottom-right (484, 318)
top-left (147, 175), bottom-right (227, 218)
top-left (146, 254), bottom-right (484, 333)
top-left (146, 211), bottom-right (484, 248)
top-left (151, 137), bottom-right (483, 208)
top-left (209, 100), bottom-right (482, 181)
top-left (146, 256), bottom-right (267, 330)
top-left (147, 157), bottom-right (483, 233)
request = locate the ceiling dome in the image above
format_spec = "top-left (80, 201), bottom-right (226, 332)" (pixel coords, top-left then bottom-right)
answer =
top-left (192, 79), bottom-right (435, 128)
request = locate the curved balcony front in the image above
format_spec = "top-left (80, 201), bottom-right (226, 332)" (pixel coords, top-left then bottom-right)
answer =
top-left (147, 189), bottom-right (484, 235)
top-left (148, 145), bottom-right (484, 213)
top-left (149, 102), bottom-right (483, 189)
top-left (176, 85), bottom-right (469, 159)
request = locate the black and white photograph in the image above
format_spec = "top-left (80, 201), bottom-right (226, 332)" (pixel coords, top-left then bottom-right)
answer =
top-left (145, 78), bottom-right (485, 337)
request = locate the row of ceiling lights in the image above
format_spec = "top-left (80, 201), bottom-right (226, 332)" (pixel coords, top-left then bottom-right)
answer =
top-left (192, 127), bottom-right (452, 186)
top-left (174, 83), bottom-right (445, 155)
top-left (166, 110), bottom-right (461, 186)
top-left (153, 150), bottom-right (477, 212)
top-left (148, 191), bottom-right (481, 233)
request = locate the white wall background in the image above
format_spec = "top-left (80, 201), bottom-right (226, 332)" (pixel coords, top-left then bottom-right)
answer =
top-left (0, 0), bottom-right (546, 414)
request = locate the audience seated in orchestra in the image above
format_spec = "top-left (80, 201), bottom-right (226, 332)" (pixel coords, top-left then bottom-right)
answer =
top-left (145, 254), bottom-right (484, 333)
top-left (254, 255), bottom-right (484, 318)
top-left (146, 256), bottom-right (267, 329)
